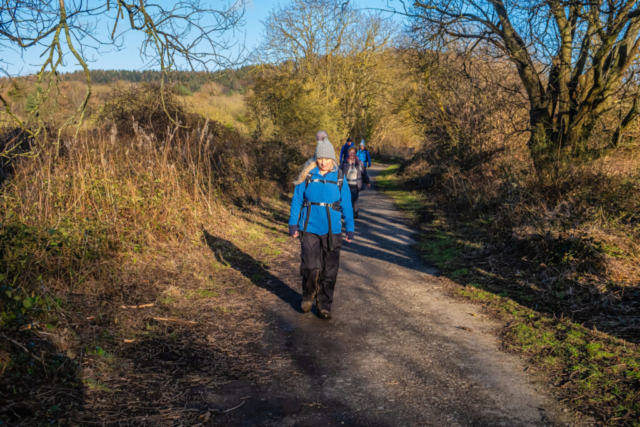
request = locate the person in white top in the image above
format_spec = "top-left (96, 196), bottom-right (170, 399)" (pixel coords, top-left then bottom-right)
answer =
top-left (340, 146), bottom-right (370, 219)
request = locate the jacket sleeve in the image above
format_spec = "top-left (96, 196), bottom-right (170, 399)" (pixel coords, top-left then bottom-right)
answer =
top-left (340, 180), bottom-right (354, 233)
top-left (339, 144), bottom-right (346, 164)
top-left (362, 165), bottom-right (370, 185)
top-left (366, 150), bottom-right (371, 167)
top-left (288, 182), bottom-right (306, 234)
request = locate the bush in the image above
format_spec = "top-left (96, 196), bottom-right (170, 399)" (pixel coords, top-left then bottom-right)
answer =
top-left (95, 83), bottom-right (203, 138)
top-left (0, 127), bottom-right (40, 185)
top-left (176, 84), bottom-right (194, 97)
top-left (255, 139), bottom-right (306, 189)
top-left (247, 68), bottom-right (329, 141)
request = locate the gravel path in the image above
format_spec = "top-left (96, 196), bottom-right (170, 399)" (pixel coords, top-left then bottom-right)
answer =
top-left (209, 164), bottom-right (571, 426)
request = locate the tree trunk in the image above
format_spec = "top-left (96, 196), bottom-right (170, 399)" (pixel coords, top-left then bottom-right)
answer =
top-left (612, 97), bottom-right (639, 147)
top-left (527, 108), bottom-right (557, 176)
top-left (567, 121), bottom-right (593, 158)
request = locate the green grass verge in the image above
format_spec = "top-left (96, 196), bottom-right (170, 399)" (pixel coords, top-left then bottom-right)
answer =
top-left (377, 165), bottom-right (640, 426)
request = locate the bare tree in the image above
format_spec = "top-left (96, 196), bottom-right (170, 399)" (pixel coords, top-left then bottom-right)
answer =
top-left (253, 0), bottom-right (397, 140)
top-left (258, 0), bottom-right (354, 74)
top-left (0, 0), bottom-right (246, 136)
top-left (334, 12), bottom-right (397, 137)
top-left (400, 0), bottom-right (640, 175)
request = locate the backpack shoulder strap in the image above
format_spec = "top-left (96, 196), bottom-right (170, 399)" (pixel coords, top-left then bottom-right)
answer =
top-left (305, 170), bottom-right (343, 191)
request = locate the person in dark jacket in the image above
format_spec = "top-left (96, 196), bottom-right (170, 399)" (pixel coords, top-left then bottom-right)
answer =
top-left (341, 146), bottom-right (370, 219)
top-left (339, 137), bottom-right (355, 164)
top-left (289, 131), bottom-right (355, 320)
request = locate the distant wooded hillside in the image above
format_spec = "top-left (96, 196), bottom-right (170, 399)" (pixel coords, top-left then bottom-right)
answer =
top-left (60, 66), bottom-right (256, 93)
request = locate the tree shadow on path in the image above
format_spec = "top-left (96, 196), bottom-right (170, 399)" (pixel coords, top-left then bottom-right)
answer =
top-left (339, 175), bottom-right (440, 277)
top-left (202, 228), bottom-right (303, 313)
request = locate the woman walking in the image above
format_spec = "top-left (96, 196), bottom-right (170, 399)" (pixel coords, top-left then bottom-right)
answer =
top-left (341, 146), bottom-right (370, 219)
top-left (288, 131), bottom-right (355, 320)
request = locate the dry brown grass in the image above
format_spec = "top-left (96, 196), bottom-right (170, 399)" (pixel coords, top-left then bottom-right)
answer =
top-left (0, 122), bottom-right (252, 335)
top-left (0, 88), bottom-right (301, 422)
top-left (0, 79), bottom-right (302, 325)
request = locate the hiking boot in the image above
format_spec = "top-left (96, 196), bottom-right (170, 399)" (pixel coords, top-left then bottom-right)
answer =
top-left (318, 309), bottom-right (332, 320)
top-left (301, 300), bottom-right (312, 313)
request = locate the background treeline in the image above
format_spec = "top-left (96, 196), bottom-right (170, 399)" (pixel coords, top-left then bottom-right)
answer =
top-left (59, 67), bottom-right (256, 94)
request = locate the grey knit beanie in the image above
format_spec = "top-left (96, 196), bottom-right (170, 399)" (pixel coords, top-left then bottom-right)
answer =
top-left (314, 130), bottom-right (336, 162)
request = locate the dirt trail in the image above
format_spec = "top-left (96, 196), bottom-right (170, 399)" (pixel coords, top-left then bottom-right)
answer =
top-left (210, 164), bottom-right (571, 426)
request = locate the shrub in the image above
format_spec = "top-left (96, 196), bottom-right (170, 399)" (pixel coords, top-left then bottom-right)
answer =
top-left (176, 84), bottom-right (194, 97)
top-left (95, 83), bottom-right (203, 138)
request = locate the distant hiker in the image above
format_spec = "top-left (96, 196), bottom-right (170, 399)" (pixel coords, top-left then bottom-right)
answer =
top-left (357, 139), bottom-right (371, 168)
top-left (339, 137), bottom-right (355, 164)
top-left (288, 131), bottom-right (355, 320)
top-left (341, 146), bottom-right (370, 219)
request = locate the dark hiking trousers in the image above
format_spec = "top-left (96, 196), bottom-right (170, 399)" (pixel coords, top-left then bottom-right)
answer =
top-left (349, 185), bottom-right (359, 217)
top-left (300, 232), bottom-right (342, 312)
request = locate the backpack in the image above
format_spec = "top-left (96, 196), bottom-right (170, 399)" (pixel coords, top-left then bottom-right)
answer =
top-left (358, 148), bottom-right (370, 164)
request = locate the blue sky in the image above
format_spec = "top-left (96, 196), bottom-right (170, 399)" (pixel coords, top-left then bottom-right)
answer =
top-left (2, 0), bottom-right (403, 76)
top-left (1, 0), bottom-right (272, 76)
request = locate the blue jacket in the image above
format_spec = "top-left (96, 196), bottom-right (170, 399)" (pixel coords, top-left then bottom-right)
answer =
top-left (357, 148), bottom-right (371, 167)
top-left (339, 142), bottom-right (355, 164)
top-left (289, 167), bottom-right (354, 238)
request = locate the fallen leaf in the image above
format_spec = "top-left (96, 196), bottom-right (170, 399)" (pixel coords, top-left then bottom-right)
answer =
top-left (19, 322), bottom-right (40, 331)
top-left (67, 350), bottom-right (76, 360)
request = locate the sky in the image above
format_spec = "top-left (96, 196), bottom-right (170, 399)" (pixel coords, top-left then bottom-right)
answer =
top-left (2, 0), bottom-right (404, 76)
top-left (1, 0), bottom-right (274, 76)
